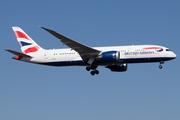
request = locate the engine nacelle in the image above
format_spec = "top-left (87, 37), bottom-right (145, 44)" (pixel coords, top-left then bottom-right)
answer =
top-left (99, 51), bottom-right (120, 63)
top-left (106, 63), bottom-right (127, 72)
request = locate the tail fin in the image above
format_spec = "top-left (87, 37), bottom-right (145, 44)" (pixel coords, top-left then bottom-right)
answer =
top-left (12, 27), bottom-right (43, 54)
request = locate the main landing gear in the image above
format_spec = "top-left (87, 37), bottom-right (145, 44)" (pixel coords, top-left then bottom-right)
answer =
top-left (86, 66), bottom-right (99, 75)
top-left (159, 61), bottom-right (164, 69)
top-left (91, 70), bottom-right (99, 75)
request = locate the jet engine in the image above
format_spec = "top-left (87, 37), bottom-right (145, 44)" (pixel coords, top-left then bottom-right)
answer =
top-left (106, 63), bottom-right (127, 72)
top-left (98, 51), bottom-right (120, 63)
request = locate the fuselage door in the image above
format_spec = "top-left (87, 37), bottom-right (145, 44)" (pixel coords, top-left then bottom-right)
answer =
top-left (44, 52), bottom-right (49, 62)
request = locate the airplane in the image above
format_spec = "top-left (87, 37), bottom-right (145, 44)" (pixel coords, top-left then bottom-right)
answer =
top-left (5, 27), bottom-right (176, 75)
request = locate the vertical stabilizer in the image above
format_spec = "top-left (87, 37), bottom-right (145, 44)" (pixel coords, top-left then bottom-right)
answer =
top-left (12, 27), bottom-right (43, 54)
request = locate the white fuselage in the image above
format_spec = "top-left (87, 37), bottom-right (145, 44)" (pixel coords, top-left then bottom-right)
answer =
top-left (21, 45), bottom-right (176, 66)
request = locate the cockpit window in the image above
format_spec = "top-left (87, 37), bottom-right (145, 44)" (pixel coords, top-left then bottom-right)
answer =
top-left (166, 49), bottom-right (171, 51)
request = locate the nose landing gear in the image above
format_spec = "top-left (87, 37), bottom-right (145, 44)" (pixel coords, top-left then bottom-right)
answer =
top-left (159, 64), bottom-right (162, 69)
top-left (159, 61), bottom-right (164, 69)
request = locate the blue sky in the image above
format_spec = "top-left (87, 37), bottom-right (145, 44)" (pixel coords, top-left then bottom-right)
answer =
top-left (1, 0), bottom-right (180, 120)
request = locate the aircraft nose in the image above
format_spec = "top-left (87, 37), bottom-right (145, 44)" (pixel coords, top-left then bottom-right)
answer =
top-left (172, 52), bottom-right (177, 59)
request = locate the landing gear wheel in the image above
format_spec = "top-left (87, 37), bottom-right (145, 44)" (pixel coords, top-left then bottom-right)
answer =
top-left (86, 67), bottom-right (91, 71)
top-left (95, 70), bottom-right (99, 74)
top-left (90, 70), bottom-right (99, 75)
top-left (91, 71), bottom-right (95, 75)
top-left (159, 65), bottom-right (162, 69)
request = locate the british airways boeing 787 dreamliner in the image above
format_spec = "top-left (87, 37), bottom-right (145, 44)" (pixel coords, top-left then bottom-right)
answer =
top-left (5, 27), bottom-right (176, 75)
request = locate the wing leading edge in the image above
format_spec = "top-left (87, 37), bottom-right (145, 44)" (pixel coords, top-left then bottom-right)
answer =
top-left (40, 27), bottom-right (101, 63)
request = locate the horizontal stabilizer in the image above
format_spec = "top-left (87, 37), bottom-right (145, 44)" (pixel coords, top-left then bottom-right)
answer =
top-left (5, 49), bottom-right (32, 58)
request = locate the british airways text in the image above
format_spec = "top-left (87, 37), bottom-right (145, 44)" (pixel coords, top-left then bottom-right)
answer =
top-left (124, 51), bottom-right (154, 55)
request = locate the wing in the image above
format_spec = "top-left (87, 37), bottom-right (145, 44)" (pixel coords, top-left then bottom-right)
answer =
top-left (40, 27), bottom-right (101, 62)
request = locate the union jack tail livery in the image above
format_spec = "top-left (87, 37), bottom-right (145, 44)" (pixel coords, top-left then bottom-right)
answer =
top-left (12, 27), bottom-right (44, 54)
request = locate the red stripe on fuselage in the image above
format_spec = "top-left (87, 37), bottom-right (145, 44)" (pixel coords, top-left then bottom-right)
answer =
top-left (23, 46), bottom-right (39, 54)
top-left (143, 47), bottom-right (163, 49)
top-left (14, 31), bottom-right (31, 40)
